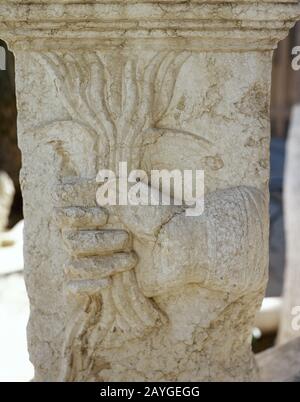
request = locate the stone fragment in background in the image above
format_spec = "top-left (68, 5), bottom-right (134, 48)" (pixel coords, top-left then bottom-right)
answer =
top-left (278, 104), bottom-right (300, 344)
top-left (0, 171), bottom-right (14, 233)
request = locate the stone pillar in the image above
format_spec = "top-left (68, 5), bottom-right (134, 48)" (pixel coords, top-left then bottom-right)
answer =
top-left (278, 104), bottom-right (300, 344)
top-left (1, 1), bottom-right (299, 382)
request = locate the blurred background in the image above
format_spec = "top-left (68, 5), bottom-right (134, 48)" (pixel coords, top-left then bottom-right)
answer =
top-left (1, 23), bottom-right (300, 381)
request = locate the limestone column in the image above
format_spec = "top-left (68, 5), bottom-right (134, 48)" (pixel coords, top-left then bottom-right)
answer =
top-left (1, 1), bottom-right (299, 382)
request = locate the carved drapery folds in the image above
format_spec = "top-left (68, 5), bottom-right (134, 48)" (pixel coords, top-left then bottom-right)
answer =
top-left (1, 1), bottom-right (300, 381)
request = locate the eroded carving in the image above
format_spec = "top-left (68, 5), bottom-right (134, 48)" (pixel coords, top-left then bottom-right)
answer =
top-left (7, 0), bottom-right (299, 382)
top-left (31, 45), bottom-right (272, 382)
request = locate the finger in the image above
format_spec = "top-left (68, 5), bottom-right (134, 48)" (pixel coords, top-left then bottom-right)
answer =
top-left (65, 252), bottom-right (138, 280)
top-left (62, 229), bottom-right (130, 256)
top-left (66, 278), bottom-right (112, 296)
top-left (53, 207), bottom-right (108, 228)
top-left (52, 177), bottom-right (98, 207)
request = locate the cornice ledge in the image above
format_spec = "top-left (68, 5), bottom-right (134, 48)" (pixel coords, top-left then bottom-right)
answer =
top-left (0, 2), bottom-right (300, 51)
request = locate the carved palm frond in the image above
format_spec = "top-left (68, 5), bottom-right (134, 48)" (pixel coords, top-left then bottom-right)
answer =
top-left (120, 51), bottom-right (191, 168)
top-left (38, 50), bottom-right (190, 171)
top-left (38, 49), bottom-right (191, 381)
top-left (37, 52), bottom-right (116, 169)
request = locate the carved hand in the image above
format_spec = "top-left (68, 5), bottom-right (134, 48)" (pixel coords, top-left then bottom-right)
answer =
top-left (53, 178), bottom-right (138, 296)
top-left (52, 179), bottom-right (267, 302)
top-left (115, 186), bottom-right (268, 298)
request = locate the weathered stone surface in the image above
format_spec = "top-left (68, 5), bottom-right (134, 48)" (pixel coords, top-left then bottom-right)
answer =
top-left (0, 1), bottom-right (299, 382)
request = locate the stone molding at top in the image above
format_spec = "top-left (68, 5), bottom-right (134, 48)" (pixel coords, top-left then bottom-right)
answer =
top-left (0, 1), bottom-right (300, 51)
